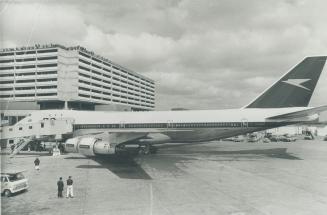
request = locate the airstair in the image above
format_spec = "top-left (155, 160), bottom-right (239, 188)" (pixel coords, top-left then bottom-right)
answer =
top-left (9, 136), bottom-right (35, 158)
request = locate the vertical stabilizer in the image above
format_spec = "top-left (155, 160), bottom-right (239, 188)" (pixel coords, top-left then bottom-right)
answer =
top-left (245, 56), bottom-right (326, 108)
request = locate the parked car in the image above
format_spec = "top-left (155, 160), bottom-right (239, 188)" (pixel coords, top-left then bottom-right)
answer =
top-left (264, 133), bottom-right (273, 139)
top-left (269, 135), bottom-right (281, 142)
top-left (233, 136), bottom-right (245, 142)
top-left (323, 135), bottom-right (327, 141)
top-left (280, 134), bottom-right (296, 142)
top-left (248, 134), bottom-right (260, 142)
top-left (1, 170), bottom-right (28, 197)
top-left (304, 135), bottom-right (314, 140)
top-left (263, 138), bottom-right (271, 143)
top-left (303, 131), bottom-right (314, 140)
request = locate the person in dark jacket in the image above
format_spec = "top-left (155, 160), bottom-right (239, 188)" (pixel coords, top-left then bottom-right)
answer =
top-left (34, 158), bottom-right (40, 170)
top-left (66, 176), bottom-right (74, 198)
top-left (57, 177), bottom-right (64, 198)
top-left (10, 144), bottom-right (15, 153)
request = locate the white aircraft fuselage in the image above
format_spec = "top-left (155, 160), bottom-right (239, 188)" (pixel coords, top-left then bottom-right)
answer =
top-left (12, 107), bottom-right (315, 143)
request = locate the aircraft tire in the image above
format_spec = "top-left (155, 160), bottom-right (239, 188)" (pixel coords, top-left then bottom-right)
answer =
top-left (149, 146), bottom-right (158, 154)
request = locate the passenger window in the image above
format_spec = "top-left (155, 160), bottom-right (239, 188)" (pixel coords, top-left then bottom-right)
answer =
top-left (29, 126), bottom-right (33, 129)
top-left (19, 127), bottom-right (23, 130)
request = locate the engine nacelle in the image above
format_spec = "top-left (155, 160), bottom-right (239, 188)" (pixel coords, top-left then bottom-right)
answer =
top-left (65, 137), bottom-right (79, 153)
top-left (64, 137), bottom-right (116, 156)
top-left (78, 137), bottom-right (97, 156)
top-left (93, 140), bottom-right (116, 155)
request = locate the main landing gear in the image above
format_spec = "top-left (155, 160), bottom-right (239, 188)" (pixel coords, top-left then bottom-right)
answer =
top-left (139, 144), bottom-right (158, 155)
top-left (115, 144), bottom-right (158, 156)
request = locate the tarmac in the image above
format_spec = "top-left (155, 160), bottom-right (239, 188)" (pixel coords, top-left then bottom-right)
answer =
top-left (1, 139), bottom-right (327, 215)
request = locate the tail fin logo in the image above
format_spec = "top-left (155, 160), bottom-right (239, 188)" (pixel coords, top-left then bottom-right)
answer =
top-left (281, 79), bottom-right (311, 91)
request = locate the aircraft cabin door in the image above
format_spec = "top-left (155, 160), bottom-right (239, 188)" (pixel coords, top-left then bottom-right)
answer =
top-left (119, 121), bottom-right (125, 129)
top-left (241, 118), bottom-right (248, 128)
top-left (167, 120), bottom-right (173, 129)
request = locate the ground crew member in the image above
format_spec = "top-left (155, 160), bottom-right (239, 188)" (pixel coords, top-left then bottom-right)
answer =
top-left (57, 177), bottom-right (64, 198)
top-left (58, 142), bottom-right (64, 154)
top-left (66, 176), bottom-right (74, 198)
top-left (10, 144), bottom-right (15, 153)
top-left (34, 158), bottom-right (40, 170)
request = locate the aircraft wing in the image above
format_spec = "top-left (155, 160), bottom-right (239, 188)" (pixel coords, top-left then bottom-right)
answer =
top-left (73, 128), bottom-right (193, 146)
top-left (267, 105), bottom-right (327, 121)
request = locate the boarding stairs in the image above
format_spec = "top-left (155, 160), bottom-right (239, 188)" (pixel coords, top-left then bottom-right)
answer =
top-left (10, 136), bottom-right (35, 158)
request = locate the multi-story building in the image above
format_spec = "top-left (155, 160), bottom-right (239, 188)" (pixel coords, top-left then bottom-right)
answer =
top-left (0, 44), bottom-right (155, 115)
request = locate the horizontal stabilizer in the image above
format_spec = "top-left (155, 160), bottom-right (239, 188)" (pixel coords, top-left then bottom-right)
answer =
top-left (267, 105), bottom-right (327, 120)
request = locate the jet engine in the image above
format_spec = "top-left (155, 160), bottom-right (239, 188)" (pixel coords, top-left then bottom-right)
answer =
top-left (64, 137), bottom-right (115, 156)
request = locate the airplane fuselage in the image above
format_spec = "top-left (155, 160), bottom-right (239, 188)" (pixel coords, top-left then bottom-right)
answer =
top-left (5, 107), bottom-right (314, 143)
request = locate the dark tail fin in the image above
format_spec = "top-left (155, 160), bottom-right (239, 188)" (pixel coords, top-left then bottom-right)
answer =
top-left (245, 56), bottom-right (327, 108)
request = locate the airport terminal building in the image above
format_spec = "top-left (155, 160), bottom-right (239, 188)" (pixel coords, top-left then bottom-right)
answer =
top-left (0, 44), bottom-right (155, 123)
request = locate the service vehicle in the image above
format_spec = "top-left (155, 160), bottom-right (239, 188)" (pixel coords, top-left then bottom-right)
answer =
top-left (1, 170), bottom-right (28, 197)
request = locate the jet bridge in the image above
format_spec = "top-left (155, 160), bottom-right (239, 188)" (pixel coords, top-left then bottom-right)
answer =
top-left (1, 118), bottom-right (74, 156)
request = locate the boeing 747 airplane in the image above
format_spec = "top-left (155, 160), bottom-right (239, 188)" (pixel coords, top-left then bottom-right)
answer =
top-left (1, 56), bottom-right (327, 156)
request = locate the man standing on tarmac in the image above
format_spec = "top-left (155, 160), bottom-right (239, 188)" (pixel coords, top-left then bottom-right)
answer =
top-left (57, 177), bottom-right (64, 198)
top-left (66, 176), bottom-right (74, 198)
top-left (34, 157), bottom-right (40, 170)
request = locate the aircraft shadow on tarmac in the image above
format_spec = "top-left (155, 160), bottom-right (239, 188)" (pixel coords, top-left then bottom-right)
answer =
top-left (161, 147), bottom-right (302, 160)
top-left (67, 147), bottom-right (300, 180)
top-left (74, 155), bottom-right (152, 180)
top-left (181, 148), bottom-right (300, 160)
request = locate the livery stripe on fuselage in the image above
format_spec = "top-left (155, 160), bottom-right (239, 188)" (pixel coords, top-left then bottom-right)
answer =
top-left (73, 121), bottom-right (295, 130)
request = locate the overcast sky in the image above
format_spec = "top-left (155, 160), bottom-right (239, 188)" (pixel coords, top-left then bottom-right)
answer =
top-left (1, 0), bottom-right (326, 110)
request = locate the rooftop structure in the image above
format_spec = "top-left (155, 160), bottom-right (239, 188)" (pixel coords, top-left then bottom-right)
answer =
top-left (0, 44), bottom-right (155, 113)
